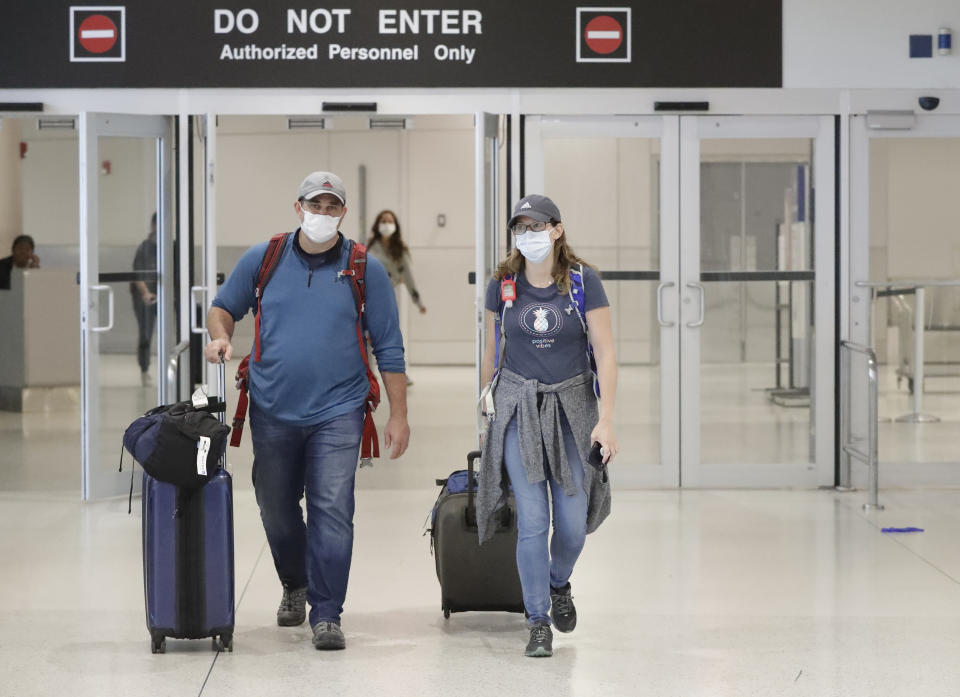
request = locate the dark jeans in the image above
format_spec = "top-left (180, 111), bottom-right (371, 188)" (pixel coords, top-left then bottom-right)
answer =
top-left (132, 294), bottom-right (157, 374)
top-left (250, 403), bottom-right (364, 626)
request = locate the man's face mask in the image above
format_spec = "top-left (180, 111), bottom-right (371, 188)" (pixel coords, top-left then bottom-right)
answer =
top-left (301, 210), bottom-right (340, 244)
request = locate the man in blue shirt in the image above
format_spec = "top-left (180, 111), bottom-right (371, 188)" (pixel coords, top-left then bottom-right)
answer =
top-left (204, 171), bottom-right (409, 651)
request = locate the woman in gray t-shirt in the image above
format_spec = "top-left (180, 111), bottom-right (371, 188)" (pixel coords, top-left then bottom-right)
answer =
top-left (478, 194), bottom-right (619, 658)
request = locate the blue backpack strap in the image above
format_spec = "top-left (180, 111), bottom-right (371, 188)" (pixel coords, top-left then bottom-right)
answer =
top-left (568, 264), bottom-right (600, 398)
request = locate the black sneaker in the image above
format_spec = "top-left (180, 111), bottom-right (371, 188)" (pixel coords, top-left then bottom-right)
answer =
top-left (312, 621), bottom-right (346, 651)
top-left (276, 586), bottom-right (307, 626)
top-left (525, 622), bottom-right (553, 658)
top-left (550, 583), bottom-right (577, 633)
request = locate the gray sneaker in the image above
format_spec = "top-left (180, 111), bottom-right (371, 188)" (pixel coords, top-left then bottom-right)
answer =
top-left (524, 622), bottom-right (553, 658)
top-left (312, 621), bottom-right (346, 651)
top-left (550, 583), bottom-right (577, 633)
top-left (276, 586), bottom-right (307, 626)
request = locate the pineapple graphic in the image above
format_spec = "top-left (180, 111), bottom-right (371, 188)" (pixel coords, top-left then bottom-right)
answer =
top-left (533, 306), bottom-right (549, 333)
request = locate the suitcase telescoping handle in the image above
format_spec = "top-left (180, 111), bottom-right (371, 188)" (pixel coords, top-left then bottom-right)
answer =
top-left (218, 354), bottom-right (227, 470)
top-left (217, 354), bottom-right (226, 426)
top-left (466, 449), bottom-right (481, 524)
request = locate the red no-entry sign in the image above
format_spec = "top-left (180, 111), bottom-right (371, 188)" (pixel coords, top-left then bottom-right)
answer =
top-left (77, 14), bottom-right (118, 54)
top-left (584, 15), bottom-right (623, 55)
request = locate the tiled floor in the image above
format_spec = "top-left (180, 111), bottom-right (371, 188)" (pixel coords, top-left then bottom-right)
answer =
top-left (2, 363), bottom-right (960, 696)
top-left (4, 487), bottom-right (960, 696)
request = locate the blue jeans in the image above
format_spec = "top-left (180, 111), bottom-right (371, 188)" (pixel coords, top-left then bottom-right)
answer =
top-left (503, 414), bottom-right (589, 626)
top-left (250, 404), bottom-right (363, 626)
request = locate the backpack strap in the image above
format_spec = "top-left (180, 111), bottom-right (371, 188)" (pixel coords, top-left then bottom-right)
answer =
top-left (230, 232), bottom-right (289, 447)
top-left (253, 232), bottom-right (291, 362)
top-left (567, 264), bottom-right (601, 398)
top-left (480, 274), bottom-right (513, 421)
top-left (229, 354), bottom-right (250, 447)
top-left (493, 273), bottom-right (512, 374)
top-left (339, 241), bottom-right (381, 464)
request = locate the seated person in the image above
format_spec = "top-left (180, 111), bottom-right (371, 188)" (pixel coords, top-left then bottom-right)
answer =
top-left (0, 235), bottom-right (40, 290)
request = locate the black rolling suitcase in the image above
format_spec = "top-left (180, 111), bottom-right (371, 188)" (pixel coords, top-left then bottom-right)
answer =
top-left (430, 450), bottom-right (524, 618)
top-left (141, 361), bottom-right (235, 654)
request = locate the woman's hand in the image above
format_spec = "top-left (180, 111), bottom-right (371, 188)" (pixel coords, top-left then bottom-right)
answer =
top-left (590, 419), bottom-right (619, 464)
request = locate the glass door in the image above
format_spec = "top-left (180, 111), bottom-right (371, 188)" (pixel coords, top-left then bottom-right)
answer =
top-left (80, 113), bottom-right (173, 501)
top-left (849, 114), bottom-right (960, 485)
top-left (680, 116), bottom-right (835, 487)
top-left (525, 116), bottom-right (681, 487)
top-left (526, 114), bottom-right (835, 488)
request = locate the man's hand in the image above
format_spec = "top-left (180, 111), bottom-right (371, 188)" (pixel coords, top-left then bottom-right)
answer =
top-left (204, 338), bottom-right (233, 363)
top-left (382, 413), bottom-right (410, 459)
top-left (141, 291), bottom-right (157, 305)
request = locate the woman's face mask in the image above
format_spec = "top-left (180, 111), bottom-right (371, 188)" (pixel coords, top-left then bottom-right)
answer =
top-left (378, 222), bottom-right (396, 236)
top-left (301, 210), bottom-right (340, 244)
top-left (514, 227), bottom-right (554, 263)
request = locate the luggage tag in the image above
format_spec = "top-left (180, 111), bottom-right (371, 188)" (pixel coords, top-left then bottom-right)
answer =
top-left (191, 385), bottom-right (209, 408)
top-left (500, 277), bottom-right (516, 308)
top-left (196, 436), bottom-right (211, 476)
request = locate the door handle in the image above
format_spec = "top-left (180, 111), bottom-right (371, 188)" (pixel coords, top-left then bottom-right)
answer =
top-left (190, 286), bottom-right (208, 335)
top-left (656, 282), bottom-right (675, 327)
top-left (686, 282), bottom-right (705, 328)
top-left (90, 284), bottom-right (115, 332)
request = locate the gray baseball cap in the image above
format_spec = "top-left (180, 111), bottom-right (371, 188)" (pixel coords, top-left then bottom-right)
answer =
top-left (299, 171), bottom-right (346, 205)
top-left (507, 194), bottom-right (561, 227)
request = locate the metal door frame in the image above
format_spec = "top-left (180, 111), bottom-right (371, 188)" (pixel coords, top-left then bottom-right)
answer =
top-left (79, 112), bottom-right (172, 500)
top-left (848, 114), bottom-right (960, 484)
top-left (525, 115), bottom-right (681, 488)
top-left (680, 115), bottom-right (835, 487)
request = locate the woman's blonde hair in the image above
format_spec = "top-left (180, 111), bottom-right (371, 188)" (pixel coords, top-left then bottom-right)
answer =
top-left (493, 224), bottom-right (594, 295)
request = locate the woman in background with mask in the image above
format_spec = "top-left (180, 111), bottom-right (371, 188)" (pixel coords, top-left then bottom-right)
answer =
top-left (366, 210), bottom-right (427, 315)
top-left (476, 194), bottom-right (618, 658)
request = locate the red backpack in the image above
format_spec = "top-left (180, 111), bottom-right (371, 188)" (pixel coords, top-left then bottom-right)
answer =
top-left (229, 233), bottom-right (381, 464)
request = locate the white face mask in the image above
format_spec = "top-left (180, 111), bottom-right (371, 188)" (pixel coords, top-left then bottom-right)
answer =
top-left (378, 222), bottom-right (396, 235)
top-left (301, 210), bottom-right (340, 244)
top-left (514, 228), bottom-right (554, 263)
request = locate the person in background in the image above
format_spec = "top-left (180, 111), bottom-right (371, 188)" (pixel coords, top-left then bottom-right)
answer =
top-left (131, 214), bottom-right (158, 387)
top-left (476, 194), bottom-right (618, 658)
top-left (366, 210), bottom-right (427, 316)
top-left (0, 235), bottom-right (40, 290)
top-left (367, 210), bottom-right (426, 386)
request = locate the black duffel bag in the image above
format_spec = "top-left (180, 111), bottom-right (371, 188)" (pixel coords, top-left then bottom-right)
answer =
top-left (123, 399), bottom-right (230, 489)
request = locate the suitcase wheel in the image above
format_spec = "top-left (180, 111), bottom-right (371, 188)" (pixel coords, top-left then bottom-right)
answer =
top-left (443, 608), bottom-right (450, 619)
top-left (151, 635), bottom-right (166, 654)
top-left (213, 633), bottom-right (234, 652)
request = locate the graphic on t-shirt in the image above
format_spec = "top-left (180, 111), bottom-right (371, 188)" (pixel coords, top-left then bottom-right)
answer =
top-left (518, 302), bottom-right (563, 338)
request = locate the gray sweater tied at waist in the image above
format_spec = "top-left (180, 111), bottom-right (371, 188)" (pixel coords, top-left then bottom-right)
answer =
top-left (476, 368), bottom-right (612, 544)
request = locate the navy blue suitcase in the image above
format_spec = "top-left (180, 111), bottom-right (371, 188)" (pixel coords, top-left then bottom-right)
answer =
top-left (142, 362), bottom-right (235, 654)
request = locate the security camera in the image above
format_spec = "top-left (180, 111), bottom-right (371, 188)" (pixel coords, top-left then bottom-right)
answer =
top-left (918, 96), bottom-right (940, 111)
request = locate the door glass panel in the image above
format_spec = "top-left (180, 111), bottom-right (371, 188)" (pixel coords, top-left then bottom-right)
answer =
top-left (699, 139), bottom-right (814, 465)
top-left (869, 137), bottom-right (960, 465)
top-left (96, 136), bottom-right (161, 479)
top-left (543, 136), bottom-right (661, 466)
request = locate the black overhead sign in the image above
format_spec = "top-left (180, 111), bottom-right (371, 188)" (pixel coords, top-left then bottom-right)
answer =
top-left (0, 1), bottom-right (782, 89)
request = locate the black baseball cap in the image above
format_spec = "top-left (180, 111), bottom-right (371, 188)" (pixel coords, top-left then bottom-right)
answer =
top-left (507, 194), bottom-right (562, 228)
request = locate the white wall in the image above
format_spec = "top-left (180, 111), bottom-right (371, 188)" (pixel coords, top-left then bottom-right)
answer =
top-left (784, 0), bottom-right (960, 88)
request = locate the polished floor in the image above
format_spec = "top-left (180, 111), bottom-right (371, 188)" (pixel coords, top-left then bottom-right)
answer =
top-left (2, 363), bottom-right (960, 696)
